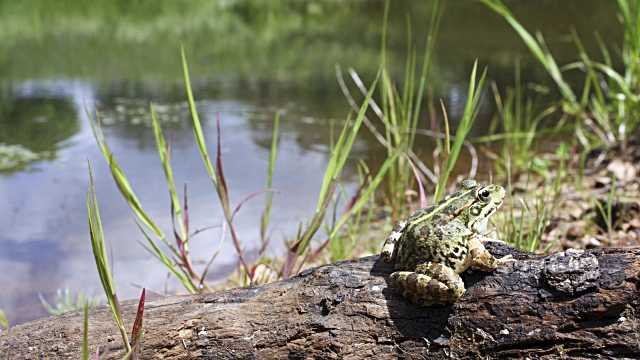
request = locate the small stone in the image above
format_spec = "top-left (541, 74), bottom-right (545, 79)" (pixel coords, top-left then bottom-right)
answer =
top-left (432, 335), bottom-right (449, 346)
top-left (526, 328), bottom-right (541, 336)
top-left (607, 160), bottom-right (636, 183)
top-left (178, 329), bottom-right (193, 338)
top-left (500, 329), bottom-right (509, 335)
top-left (582, 237), bottom-right (602, 248)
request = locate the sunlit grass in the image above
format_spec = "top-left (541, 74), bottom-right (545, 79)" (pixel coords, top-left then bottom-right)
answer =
top-left (39, 288), bottom-right (100, 316)
top-left (481, 62), bottom-right (556, 177)
top-left (593, 179), bottom-right (618, 239)
top-left (482, 0), bottom-right (640, 149)
top-left (181, 47), bottom-right (252, 282)
top-left (91, 113), bottom-right (199, 293)
top-left (89, 45), bottom-right (395, 291)
top-left (480, 0), bottom-right (578, 113)
top-left (0, 309), bottom-right (8, 332)
top-left (290, 74), bottom-right (379, 256)
top-left (281, 72), bottom-right (400, 274)
top-left (81, 302), bottom-right (89, 360)
top-left (496, 144), bottom-right (568, 253)
top-left (87, 166), bottom-right (148, 358)
top-left (375, 0), bottom-right (443, 218)
top-left (260, 112), bottom-right (280, 253)
top-left (433, 60), bottom-right (487, 202)
top-left (86, 165), bottom-right (131, 353)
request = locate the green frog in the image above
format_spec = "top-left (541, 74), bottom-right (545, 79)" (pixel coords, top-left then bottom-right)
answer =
top-left (381, 179), bottom-right (514, 305)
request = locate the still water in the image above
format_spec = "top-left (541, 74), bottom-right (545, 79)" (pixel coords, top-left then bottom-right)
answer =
top-left (0, 0), bottom-right (618, 324)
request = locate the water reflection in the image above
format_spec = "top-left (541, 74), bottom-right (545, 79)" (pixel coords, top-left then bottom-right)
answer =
top-left (0, 83), bottom-right (84, 172)
top-left (0, 79), bottom-right (363, 325)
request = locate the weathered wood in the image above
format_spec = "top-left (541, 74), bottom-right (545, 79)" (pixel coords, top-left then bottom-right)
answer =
top-left (1, 243), bottom-right (639, 359)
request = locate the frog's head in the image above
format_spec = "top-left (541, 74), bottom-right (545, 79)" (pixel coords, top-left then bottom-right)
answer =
top-left (461, 184), bottom-right (506, 233)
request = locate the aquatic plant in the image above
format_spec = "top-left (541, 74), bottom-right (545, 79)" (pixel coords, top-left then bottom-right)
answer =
top-left (38, 288), bottom-right (100, 316)
top-left (0, 143), bottom-right (40, 172)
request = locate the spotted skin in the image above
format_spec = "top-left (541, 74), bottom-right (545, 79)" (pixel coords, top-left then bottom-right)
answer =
top-left (382, 180), bottom-right (514, 305)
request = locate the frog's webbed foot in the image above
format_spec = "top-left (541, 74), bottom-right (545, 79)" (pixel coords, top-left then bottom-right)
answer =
top-left (389, 262), bottom-right (465, 305)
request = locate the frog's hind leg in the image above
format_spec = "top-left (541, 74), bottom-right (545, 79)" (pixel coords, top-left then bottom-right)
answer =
top-left (381, 219), bottom-right (407, 262)
top-left (389, 262), bottom-right (465, 305)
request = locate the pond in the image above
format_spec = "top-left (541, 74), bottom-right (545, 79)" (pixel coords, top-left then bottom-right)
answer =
top-left (0, 0), bottom-right (619, 324)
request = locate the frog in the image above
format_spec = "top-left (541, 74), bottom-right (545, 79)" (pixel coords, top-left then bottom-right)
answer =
top-left (381, 179), bottom-right (514, 305)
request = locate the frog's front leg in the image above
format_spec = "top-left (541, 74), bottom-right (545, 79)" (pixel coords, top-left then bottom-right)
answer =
top-left (468, 236), bottom-right (515, 272)
top-left (389, 262), bottom-right (465, 305)
top-left (381, 219), bottom-right (407, 262)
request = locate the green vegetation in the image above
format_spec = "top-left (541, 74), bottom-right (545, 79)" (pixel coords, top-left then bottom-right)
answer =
top-left (0, 309), bottom-right (8, 331)
top-left (433, 61), bottom-right (487, 203)
top-left (375, 0), bottom-right (442, 218)
top-left (87, 166), bottom-right (147, 358)
top-left (4, 0), bottom-right (632, 340)
top-left (0, 143), bottom-right (41, 172)
top-left (39, 289), bottom-right (100, 316)
top-left (89, 40), bottom-right (397, 290)
top-left (87, 166), bottom-right (132, 353)
top-left (81, 303), bottom-right (90, 360)
top-left (84, 0), bottom-right (640, 300)
top-left (481, 0), bottom-right (640, 149)
top-left (477, 0), bottom-right (640, 251)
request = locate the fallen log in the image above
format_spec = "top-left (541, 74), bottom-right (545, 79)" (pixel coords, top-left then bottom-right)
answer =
top-left (1, 243), bottom-right (639, 359)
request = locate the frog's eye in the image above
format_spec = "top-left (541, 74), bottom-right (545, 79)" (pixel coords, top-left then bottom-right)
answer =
top-left (478, 188), bottom-right (491, 202)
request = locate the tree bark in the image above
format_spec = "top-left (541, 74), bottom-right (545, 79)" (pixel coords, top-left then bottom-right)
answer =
top-left (1, 243), bottom-right (639, 359)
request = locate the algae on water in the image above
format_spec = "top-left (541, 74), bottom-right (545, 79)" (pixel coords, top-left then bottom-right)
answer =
top-left (0, 143), bottom-right (41, 172)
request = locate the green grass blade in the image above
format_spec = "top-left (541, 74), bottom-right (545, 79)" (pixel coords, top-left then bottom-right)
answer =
top-left (480, 0), bottom-right (577, 109)
top-left (136, 223), bottom-right (197, 293)
top-left (260, 112), bottom-right (280, 244)
top-left (316, 116), bottom-right (351, 211)
top-left (86, 163), bottom-right (131, 353)
top-left (150, 103), bottom-right (185, 240)
top-left (329, 153), bottom-right (398, 239)
top-left (317, 71), bottom-right (380, 212)
top-left (411, 0), bottom-right (443, 133)
top-left (434, 61), bottom-right (486, 201)
top-left (0, 309), bottom-right (8, 331)
top-left (294, 71), bottom-right (380, 255)
top-left (89, 117), bottom-right (177, 258)
top-left (82, 302), bottom-right (89, 360)
top-left (181, 46), bottom-right (217, 185)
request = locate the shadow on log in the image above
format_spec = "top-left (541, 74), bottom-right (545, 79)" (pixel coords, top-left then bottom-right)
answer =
top-left (1, 243), bottom-right (639, 359)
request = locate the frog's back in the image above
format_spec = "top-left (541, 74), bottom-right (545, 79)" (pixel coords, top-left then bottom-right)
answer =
top-left (392, 212), bottom-right (466, 271)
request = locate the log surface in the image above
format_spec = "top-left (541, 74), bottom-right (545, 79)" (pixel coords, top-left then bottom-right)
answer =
top-left (1, 243), bottom-right (639, 359)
